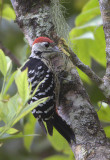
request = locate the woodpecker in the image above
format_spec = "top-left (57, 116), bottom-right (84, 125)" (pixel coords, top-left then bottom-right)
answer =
top-left (21, 37), bottom-right (75, 143)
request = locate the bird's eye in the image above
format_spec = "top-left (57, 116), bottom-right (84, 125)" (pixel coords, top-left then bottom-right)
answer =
top-left (45, 42), bottom-right (50, 48)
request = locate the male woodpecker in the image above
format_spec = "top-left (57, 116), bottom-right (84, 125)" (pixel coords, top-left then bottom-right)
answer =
top-left (21, 37), bottom-right (75, 143)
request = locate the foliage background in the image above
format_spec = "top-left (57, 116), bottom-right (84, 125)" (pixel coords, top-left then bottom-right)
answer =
top-left (0, 0), bottom-right (110, 160)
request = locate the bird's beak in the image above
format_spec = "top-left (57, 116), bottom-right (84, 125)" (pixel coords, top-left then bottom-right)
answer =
top-left (51, 46), bottom-right (61, 53)
top-left (43, 46), bottom-right (62, 59)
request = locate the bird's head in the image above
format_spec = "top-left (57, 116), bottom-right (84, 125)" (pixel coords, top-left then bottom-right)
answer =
top-left (31, 37), bottom-right (61, 59)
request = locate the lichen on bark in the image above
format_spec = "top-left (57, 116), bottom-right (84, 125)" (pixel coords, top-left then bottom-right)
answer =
top-left (11, 0), bottom-right (55, 46)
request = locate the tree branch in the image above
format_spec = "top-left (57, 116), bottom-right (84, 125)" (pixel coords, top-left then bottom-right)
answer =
top-left (10, 0), bottom-right (110, 159)
top-left (99, 0), bottom-right (110, 99)
top-left (0, 42), bottom-right (21, 67)
top-left (58, 40), bottom-right (103, 86)
top-left (70, 50), bottom-right (103, 85)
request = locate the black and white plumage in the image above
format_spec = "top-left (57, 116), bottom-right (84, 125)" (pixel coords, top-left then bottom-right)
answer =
top-left (22, 57), bottom-right (55, 135)
top-left (21, 37), bottom-right (75, 143)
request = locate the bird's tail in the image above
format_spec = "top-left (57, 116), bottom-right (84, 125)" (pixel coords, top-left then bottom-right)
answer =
top-left (52, 113), bottom-right (75, 143)
top-left (46, 113), bottom-right (75, 144)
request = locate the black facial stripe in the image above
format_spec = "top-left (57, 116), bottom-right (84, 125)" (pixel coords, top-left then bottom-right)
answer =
top-left (34, 51), bottom-right (42, 55)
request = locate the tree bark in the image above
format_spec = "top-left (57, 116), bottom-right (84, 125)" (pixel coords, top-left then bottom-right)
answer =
top-left (10, 0), bottom-right (110, 159)
top-left (98, 0), bottom-right (110, 100)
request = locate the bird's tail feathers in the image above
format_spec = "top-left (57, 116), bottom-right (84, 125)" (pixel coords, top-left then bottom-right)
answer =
top-left (38, 113), bottom-right (75, 144)
top-left (52, 113), bottom-right (75, 144)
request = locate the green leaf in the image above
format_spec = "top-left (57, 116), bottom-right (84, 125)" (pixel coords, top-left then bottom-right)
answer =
top-left (0, 127), bottom-right (19, 135)
top-left (70, 28), bottom-right (91, 65)
top-left (6, 128), bottom-right (19, 134)
top-left (15, 69), bottom-right (29, 104)
top-left (0, 49), bottom-right (7, 76)
top-left (2, 4), bottom-right (16, 20)
top-left (97, 102), bottom-right (110, 122)
top-left (7, 94), bottom-right (19, 121)
top-left (83, 0), bottom-right (99, 11)
top-left (69, 0), bottom-right (105, 74)
top-left (70, 27), bottom-right (92, 83)
top-left (24, 113), bottom-right (36, 151)
top-left (89, 26), bottom-right (106, 67)
top-left (23, 44), bottom-right (31, 58)
top-left (70, 26), bottom-right (106, 69)
top-left (0, 101), bottom-right (9, 123)
top-left (48, 128), bottom-right (71, 154)
top-left (77, 69), bottom-right (91, 84)
top-left (0, 132), bottom-right (39, 141)
top-left (12, 97), bottom-right (48, 126)
top-left (0, 94), bottom-right (19, 124)
top-left (3, 71), bottom-right (17, 96)
top-left (30, 78), bottom-right (47, 98)
top-left (0, 94), bottom-right (47, 138)
top-left (104, 126), bottom-right (110, 138)
top-left (75, 7), bottom-right (100, 26)
top-left (76, 16), bottom-right (102, 29)
top-left (75, 0), bottom-right (100, 26)
top-left (73, 31), bottom-right (94, 40)
top-left (44, 155), bottom-right (74, 160)
top-left (6, 56), bottom-right (12, 75)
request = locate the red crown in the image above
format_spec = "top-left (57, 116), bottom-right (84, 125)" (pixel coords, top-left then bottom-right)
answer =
top-left (33, 37), bottom-right (54, 45)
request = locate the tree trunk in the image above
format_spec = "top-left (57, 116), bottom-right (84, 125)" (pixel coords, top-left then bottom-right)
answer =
top-left (10, 0), bottom-right (110, 159)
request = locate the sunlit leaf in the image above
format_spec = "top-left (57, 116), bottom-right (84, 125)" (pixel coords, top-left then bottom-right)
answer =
top-left (76, 16), bottom-right (102, 29)
top-left (77, 69), bottom-right (91, 84)
top-left (75, 0), bottom-right (100, 26)
top-left (70, 26), bottom-right (106, 70)
top-left (70, 28), bottom-right (91, 66)
top-left (7, 94), bottom-right (19, 121)
top-left (3, 71), bottom-right (17, 96)
top-left (6, 56), bottom-right (12, 75)
top-left (12, 97), bottom-right (48, 126)
top-left (89, 26), bottom-right (106, 67)
top-left (73, 32), bottom-right (94, 40)
top-left (0, 94), bottom-right (19, 125)
top-left (24, 113), bottom-right (36, 151)
top-left (15, 69), bottom-right (29, 104)
top-left (48, 128), bottom-right (72, 154)
top-left (0, 95), bottom-right (46, 138)
top-left (0, 49), bottom-right (7, 77)
top-left (44, 155), bottom-right (74, 160)
top-left (104, 126), bottom-right (110, 138)
top-left (2, 4), bottom-right (16, 20)
top-left (83, 0), bottom-right (99, 11)
top-left (97, 102), bottom-right (110, 122)
top-left (0, 132), bottom-right (39, 141)
top-left (75, 7), bottom-right (100, 26)
top-left (0, 101), bottom-right (9, 123)
top-left (0, 127), bottom-right (19, 135)
top-left (30, 78), bottom-right (46, 98)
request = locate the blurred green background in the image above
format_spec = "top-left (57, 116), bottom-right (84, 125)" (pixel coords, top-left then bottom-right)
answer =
top-left (0, 0), bottom-right (110, 160)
